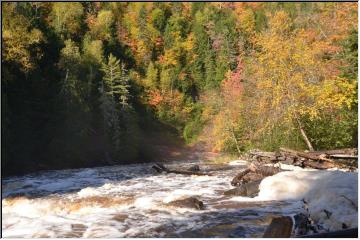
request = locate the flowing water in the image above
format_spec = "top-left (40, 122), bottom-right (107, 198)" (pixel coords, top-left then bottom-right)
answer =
top-left (2, 160), bottom-right (352, 238)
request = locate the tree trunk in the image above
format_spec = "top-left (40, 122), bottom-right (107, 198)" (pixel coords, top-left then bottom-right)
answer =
top-left (296, 118), bottom-right (314, 151)
top-left (230, 125), bottom-right (242, 156)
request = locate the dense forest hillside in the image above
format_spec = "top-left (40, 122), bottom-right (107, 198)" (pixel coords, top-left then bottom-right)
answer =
top-left (2, 2), bottom-right (358, 176)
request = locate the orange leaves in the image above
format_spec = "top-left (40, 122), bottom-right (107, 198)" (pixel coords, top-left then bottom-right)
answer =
top-left (85, 14), bottom-right (96, 27)
top-left (155, 36), bottom-right (163, 47)
top-left (147, 89), bottom-right (163, 107)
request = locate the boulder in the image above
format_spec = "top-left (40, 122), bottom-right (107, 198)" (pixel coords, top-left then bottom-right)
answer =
top-left (224, 180), bottom-right (262, 197)
top-left (167, 197), bottom-right (204, 210)
top-left (263, 216), bottom-right (293, 238)
top-left (231, 169), bottom-right (251, 186)
top-left (242, 173), bottom-right (265, 184)
top-left (187, 165), bottom-right (200, 172)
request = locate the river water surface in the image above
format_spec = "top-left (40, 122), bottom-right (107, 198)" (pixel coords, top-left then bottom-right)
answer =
top-left (2, 160), bottom-right (349, 238)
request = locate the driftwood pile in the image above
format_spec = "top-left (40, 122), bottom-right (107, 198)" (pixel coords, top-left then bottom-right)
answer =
top-left (248, 147), bottom-right (358, 170)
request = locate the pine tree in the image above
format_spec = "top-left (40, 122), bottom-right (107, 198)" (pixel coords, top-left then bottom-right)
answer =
top-left (101, 54), bottom-right (130, 108)
top-left (100, 54), bottom-right (131, 155)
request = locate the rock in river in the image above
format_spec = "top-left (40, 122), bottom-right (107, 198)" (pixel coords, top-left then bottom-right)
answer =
top-left (167, 197), bottom-right (205, 210)
top-left (224, 180), bottom-right (262, 197)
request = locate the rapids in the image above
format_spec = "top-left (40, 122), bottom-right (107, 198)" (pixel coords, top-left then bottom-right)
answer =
top-left (1, 160), bottom-right (357, 237)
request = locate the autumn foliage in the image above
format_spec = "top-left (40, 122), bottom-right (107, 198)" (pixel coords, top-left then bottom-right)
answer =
top-left (2, 2), bottom-right (358, 175)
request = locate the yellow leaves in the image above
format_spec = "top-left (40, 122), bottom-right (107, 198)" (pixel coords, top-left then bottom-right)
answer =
top-left (159, 50), bottom-right (178, 67)
top-left (183, 33), bottom-right (194, 52)
top-left (268, 10), bottom-right (292, 37)
top-left (315, 77), bottom-right (357, 111)
top-left (250, 6), bottom-right (357, 131)
top-left (211, 113), bottom-right (231, 152)
top-left (2, 5), bottom-right (44, 71)
top-left (236, 8), bottom-right (256, 36)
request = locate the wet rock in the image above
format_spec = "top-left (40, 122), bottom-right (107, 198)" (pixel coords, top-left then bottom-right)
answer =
top-left (167, 197), bottom-right (204, 210)
top-left (69, 223), bottom-right (88, 237)
top-left (293, 213), bottom-right (312, 236)
top-left (228, 226), bottom-right (247, 237)
top-left (263, 216), bottom-right (293, 238)
top-left (112, 214), bottom-right (128, 222)
top-left (231, 169), bottom-right (251, 186)
top-left (224, 180), bottom-right (261, 197)
top-left (242, 173), bottom-right (265, 184)
top-left (254, 165), bottom-right (282, 177)
top-left (187, 165), bottom-right (200, 172)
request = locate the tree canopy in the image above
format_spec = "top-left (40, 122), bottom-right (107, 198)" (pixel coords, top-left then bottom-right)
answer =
top-left (2, 2), bottom-right (358, 176)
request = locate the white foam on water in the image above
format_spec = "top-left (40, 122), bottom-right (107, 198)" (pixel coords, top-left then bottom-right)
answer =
top-left (257, 170), bottom-right (358, 230)
top-left (134, 196), bottom-right (158, 210)
top-left (77, 187), bottom-right (102, 198)
top-left (2, 161), bottom-right (357, 237)
top-left (83, 225), bottom-right (122, 238)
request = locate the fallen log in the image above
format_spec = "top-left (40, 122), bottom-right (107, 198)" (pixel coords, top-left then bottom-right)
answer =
top-left (328, 154), bottom-right (358, 160)
top-left (302, 160), bottom-right (335, 170)
top-left (280, 148), bottom-right (334, 162)
top-left (166, 169), bottom-right (213, 176)
top-left (308, 148), bottom-right (357, 156)
top-left (152, 163), bottom-right (213, 176)
top-left (249, 150), bottom-right (277, 159)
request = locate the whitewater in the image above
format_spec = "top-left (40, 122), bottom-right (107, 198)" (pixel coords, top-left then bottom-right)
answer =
top-left (2, 160), bottom-right (357, 238)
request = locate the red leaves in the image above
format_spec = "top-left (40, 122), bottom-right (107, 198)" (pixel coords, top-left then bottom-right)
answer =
top-left (221, 57), bottom-right (244, 101)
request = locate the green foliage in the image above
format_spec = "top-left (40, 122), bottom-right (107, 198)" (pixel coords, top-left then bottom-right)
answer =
top-left (151, 8), bottom-right (167, 32)
top-left (89, 10), bottom-right (115, 41)
top-left (305, 110), bottom-right (358, 150)
top-left (2, 2), bottom-right (358, 176)
top-left (101, 54), bottom-right (130, 107)
top-left (144, 61), bottom-right (159, 88)
top-left (183, 105), bottom-right (204, 143)
top-left (340, 29), bottom-right (358, 81)
top-left (49, 2), bottom-right (84, 39)
top-left (83, 37), bottom-right (104, 65)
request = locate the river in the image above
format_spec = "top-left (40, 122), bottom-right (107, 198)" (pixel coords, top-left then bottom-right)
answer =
top-left (2, 160), bottom-right (357, 238)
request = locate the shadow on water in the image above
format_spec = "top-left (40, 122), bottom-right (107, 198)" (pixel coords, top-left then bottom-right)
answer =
top-left (2, 162), bottom-right (162, 199)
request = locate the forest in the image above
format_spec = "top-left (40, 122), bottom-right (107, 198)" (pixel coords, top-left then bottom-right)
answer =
top-left (2, 2), bottom-right (358, 176)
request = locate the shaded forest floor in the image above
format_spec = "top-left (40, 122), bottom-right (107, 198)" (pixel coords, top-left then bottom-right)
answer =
top-left (143, 130), bottom-right (224, 164)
